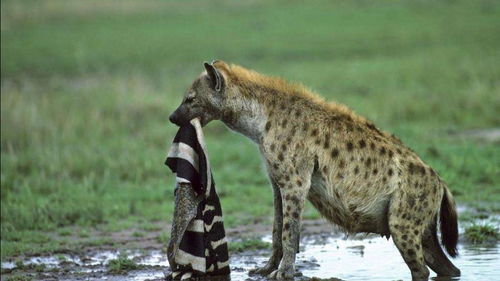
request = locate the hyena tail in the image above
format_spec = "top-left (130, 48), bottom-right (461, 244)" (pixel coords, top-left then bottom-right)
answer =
top-left (439, 186), bottom-right (459, 257)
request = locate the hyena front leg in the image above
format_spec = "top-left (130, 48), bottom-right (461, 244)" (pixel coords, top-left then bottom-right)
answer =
top-left (250, 179), bottom-right (283, 275)
top-left (268, 168), bottom-right (311, 280)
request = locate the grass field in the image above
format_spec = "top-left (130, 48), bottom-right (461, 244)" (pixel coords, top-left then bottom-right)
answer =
top-left (1, 0), bottom-right (500, 259)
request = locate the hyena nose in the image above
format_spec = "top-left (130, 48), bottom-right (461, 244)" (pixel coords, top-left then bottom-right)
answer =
top-left (169, 112), bottom-right (178, 125)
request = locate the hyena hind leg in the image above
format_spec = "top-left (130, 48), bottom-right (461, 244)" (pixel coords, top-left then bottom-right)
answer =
top-left (388, 199), bottom-right (430, 281)
top-left (422, 220), bottom-right (461, 277)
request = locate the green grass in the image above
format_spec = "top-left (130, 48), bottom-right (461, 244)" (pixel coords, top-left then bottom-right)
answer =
top-left (107, 254), bottom-right (141, 275)
top-left (464, 224), bottom-right (500, 244)
top-left (1, 0), bottom-right (500, 259)
top-left (13, 261), bottom-right (45, 273)
top-left (156, 231), bottom-right (170, 245)
top-left (5, 276), bottom-right (33, 281)
top-left (229, 238), bottom-right (272, 253)
top-left (459, 212), bottom-right (490, 222)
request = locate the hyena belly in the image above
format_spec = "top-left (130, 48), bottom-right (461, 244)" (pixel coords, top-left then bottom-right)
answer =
top-left (308, 169), bottom-right (391, 236)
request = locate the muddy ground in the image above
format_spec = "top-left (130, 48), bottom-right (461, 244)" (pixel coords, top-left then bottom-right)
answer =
top-left (0, 219), bottom-right (338, 281)
top-left (2, 213), bottom-right (500, 281)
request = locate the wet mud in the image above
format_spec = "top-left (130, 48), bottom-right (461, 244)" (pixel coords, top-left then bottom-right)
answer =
top-left (2, 217), bottom-right (499, 281)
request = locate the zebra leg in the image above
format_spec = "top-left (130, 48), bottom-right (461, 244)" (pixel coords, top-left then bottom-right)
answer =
top-left (250, 179), bottom-right (283, 275)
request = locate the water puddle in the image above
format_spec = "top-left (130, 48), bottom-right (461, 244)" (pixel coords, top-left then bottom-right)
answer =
top-left (293, 235), bottom-right (498, 281)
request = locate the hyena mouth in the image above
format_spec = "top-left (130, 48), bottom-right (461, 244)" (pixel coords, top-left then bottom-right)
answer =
top-left (169, 112), bottom-right (206, 127)
top-left (199, 116), bottom-right (209, 127)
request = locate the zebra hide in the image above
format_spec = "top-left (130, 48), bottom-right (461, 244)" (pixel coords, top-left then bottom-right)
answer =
top-left (165, 118), bottom-right (230, 280)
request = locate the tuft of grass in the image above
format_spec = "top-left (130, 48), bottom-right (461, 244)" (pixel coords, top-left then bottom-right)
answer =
top-left (107, 254), bottom-right (141, 275)
top-left (156, 231), bottom-right (170, 244)
top-left (229, 238), bottom-right (271, 253)
top-left (132, 231), bottom-right (144, 238)
top-left (12, 261), bottom-right (45, 273)
top-left (5, 275), bottom-right (33, 281)
top-left (77, 230), bottom-right (90, 238)
top-left (459, 212), bottom-right (490, 222)
top-left (14, 260), bottom-right (24, 269)
top-left (83, 237), bottom-right (113, 247)
top-left (57, 229), bottom-right (72, 237)
top-left (140, 222), bottom-right (162, 232)
top-left (464, 224), bottom-right (500, 244)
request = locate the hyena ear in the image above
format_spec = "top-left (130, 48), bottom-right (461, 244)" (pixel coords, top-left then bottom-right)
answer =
top-left (203, 62), bottom-right (223, 93)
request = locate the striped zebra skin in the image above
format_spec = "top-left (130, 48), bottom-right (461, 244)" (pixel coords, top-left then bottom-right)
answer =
top-left (165, 118), bottom-right (230, 280)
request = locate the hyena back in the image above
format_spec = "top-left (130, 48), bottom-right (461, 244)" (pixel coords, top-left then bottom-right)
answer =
top-left (169, 61), bottom-right (460, 281)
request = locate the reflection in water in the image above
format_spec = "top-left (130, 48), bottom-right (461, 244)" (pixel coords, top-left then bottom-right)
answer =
top-left (290, 236), bottom-right (499, 281)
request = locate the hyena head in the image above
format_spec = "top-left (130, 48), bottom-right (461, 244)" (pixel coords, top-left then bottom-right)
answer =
top-left (169, 61), bottom-right (228, 127)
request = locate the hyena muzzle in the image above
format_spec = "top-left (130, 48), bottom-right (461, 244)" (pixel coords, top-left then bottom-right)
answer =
top-left (169, 61), bottom-right (461, 281)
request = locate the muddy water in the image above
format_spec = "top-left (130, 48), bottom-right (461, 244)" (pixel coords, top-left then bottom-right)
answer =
top-left (2, 235), bottom-right (499, 281)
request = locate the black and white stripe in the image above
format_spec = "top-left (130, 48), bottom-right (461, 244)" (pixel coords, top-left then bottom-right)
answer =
top-left (166, 119), bottom-right (230, 280)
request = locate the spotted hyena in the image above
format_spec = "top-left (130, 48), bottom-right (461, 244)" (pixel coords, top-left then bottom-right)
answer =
top-left (169, 61), bottom-right (461, 281)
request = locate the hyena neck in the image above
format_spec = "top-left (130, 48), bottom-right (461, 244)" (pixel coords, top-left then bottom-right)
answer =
top-left (220, 94), bottom-right (267, 144)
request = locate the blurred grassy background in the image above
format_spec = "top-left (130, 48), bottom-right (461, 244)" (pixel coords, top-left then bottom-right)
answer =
top-left (1, 0), bottom-right (499, 259)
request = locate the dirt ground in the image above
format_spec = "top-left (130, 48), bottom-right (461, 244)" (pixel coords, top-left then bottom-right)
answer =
top-left (0, 219), bottom-right (345, 281)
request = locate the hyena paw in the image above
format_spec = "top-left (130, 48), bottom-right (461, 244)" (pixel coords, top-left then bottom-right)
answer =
top-left (268, 264), bottom-right (295, 280)
top-left (248, 263), bottom-right (277, 276)
top-left (249, 254), bottom-right (280, 276)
